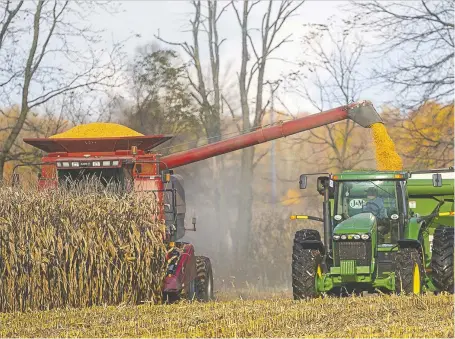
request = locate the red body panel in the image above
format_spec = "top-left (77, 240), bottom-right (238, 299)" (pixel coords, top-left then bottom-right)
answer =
top-left (162, 243), bottom-right (196, 294)
top-left (23, 135), bottom-right (172, 153)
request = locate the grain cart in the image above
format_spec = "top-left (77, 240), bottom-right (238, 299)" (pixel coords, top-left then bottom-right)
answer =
top-left (18, 101), bottom-right (382, 303)
top-left (291, 168), bottom-right (454, 298)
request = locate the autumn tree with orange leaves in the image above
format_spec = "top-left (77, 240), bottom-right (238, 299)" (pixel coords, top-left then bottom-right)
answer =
top-left (383, 102), bottom-right (454, 169)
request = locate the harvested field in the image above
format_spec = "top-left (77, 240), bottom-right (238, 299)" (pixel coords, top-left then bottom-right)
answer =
top-left (0, 186), bottom-right (166, 312)
top-left (0, 294), bottom-right (452, 338)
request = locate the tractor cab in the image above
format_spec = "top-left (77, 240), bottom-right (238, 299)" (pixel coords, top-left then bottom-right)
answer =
top-left (331, 172), bottom-right (408, 246)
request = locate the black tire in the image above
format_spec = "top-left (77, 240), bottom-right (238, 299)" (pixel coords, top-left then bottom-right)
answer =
top-left (431, 227), bottom-right (454, 293)
top-left (292, 229), bottom-right (323, 300)
top-left (195, 256), bottom-right (214, 301)
top-left (395, 247), bottom-right (423, 295)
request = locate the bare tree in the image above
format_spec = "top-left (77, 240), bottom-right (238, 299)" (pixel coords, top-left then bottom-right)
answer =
top-left (155, 0), bottom-right (234, 262)
top-left (348, 0), bottom-right (454, 106)
top-left (230, 0), bottom-right (304, 261)
top-left (0, 0), bottom-right (125, 180)
top-left (284, 19), bottom-right (374, 173)
top-left (155, 0), bottom-right (229, 143)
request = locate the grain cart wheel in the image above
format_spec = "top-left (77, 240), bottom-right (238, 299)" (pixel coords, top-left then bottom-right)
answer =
top-left (431, 227), bottom-right (454, 293)
top-left (292, 229), bottom-right (323, 300)
top-left (395, 247), bottom-right (423, 295)
top-left (195, 256), bottom-right (214, 301)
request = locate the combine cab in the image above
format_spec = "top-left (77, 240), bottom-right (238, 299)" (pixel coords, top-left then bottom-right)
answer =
top-left (20, 100), bottom-right (384, 302)
top-left (291, 168), bottom-right (454, 297)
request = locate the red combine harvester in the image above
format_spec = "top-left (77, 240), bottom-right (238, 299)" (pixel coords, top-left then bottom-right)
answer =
top-left (20, 100), bottom-right (382, 302)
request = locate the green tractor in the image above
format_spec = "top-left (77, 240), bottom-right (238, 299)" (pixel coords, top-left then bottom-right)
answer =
top-left (291, 168), bottom-right (454, 298)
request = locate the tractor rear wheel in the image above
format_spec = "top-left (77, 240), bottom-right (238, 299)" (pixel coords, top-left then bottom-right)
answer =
top-left (195, 256), bottom-right (214, 301)
top-left (431, 227), bottom-right (454, 293)
top-left (395, 247), bottom-right (423, 295)
top-left (292, 229), bottom-right (323, 300)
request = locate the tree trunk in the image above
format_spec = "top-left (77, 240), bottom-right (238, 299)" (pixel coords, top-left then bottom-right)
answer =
top-left (0, 0), bottom-right (43, 181)
top-left (233, 0), bottom-right (253, 269)
top-left (236, 146), bottom-right (255, 260)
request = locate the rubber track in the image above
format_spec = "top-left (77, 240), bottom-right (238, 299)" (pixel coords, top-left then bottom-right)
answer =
top-left (292, 229), bottom-right (321, 300)
top-left (431, 227), bottom-right (454, 293)
top-left (395, 247), bottom-right (422, 294)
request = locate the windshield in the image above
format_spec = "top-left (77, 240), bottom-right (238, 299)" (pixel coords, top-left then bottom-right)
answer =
top-left (335, 180), bottom-right (401, 244)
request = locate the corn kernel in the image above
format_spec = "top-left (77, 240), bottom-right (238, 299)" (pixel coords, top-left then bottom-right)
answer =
top-left (50, 122), bottom-right (143, 139)
top-left (370, 122), bottom-right (403, 171)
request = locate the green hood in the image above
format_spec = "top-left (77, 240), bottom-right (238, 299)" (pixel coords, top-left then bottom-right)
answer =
top-left (334, 213), bottom-right (376, 234)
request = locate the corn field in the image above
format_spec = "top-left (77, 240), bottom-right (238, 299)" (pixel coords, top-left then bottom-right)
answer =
top-left (0, 294), bottom-right (452, 338)
top-left (0, 185), bottom-right (166, 312)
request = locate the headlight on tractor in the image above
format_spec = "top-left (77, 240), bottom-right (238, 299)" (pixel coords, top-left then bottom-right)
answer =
top-left (333, 235), bottom-right (340, 240)
top-left (340, 234), bottom-right (347, 240)
top-left (353, 234), bottom-right (360, 240)
top-left (361, 234), bottom-right (370, 240)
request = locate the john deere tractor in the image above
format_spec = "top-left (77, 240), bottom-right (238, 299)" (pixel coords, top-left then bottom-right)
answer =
top-left (291, 168), bottom-right (454, 298)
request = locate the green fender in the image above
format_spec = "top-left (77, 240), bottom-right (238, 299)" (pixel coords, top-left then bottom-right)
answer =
top-left (404, 217), bottom-right (422, 240)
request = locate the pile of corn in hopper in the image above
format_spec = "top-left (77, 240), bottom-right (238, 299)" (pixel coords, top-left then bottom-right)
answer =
top-left (0, 123), bottom-right (167, 313)
top-left (50, 122), bottom-right (144, 138)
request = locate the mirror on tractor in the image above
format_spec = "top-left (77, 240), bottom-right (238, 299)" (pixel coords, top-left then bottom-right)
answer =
top-left (432, 173), bottom-right (442, 187)
top-left (186, 217), bottom-right (197, 231)
top-left (299, 174), bottom-right (307, 189)
top-left (161, 169), bottom-right (171, 183)
top-left (192, 217), bottom-right (197, 231)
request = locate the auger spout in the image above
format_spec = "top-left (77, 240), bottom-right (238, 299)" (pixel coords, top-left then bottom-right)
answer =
top-left (161, 100), bottom-right (382, 169)
top-left (346, 100), bottom-right (383, 128)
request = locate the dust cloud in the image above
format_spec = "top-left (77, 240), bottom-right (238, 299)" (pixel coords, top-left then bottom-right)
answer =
top-left (176, 151), bottom-right (324, 296)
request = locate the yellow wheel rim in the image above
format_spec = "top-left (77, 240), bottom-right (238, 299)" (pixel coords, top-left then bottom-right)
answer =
top-left (413, 263), bottom-right (421, 294)
top-left (317, 265), bottom-right (322, 278)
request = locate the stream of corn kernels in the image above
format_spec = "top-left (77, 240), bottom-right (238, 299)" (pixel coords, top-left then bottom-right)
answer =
top-left (370, 122), bottom-right (403, 171)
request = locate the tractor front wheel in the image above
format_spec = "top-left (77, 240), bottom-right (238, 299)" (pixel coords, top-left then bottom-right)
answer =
top-left (195, 256), bottom-right (214, 301)
top-left (431, 227), bottom-right (454, 293)
top-left (395, 247), bottom-right (423, 295)
top-left (292, 229), bottom-right (323, 300)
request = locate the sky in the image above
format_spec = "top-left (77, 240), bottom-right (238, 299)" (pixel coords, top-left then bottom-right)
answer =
top-left (90, 0), bottom-right (388, 117)
top-left (0, 0), bottom-right (390, 122)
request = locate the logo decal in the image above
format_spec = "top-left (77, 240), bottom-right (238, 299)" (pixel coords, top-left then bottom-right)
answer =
top-left (349, 199), bottom-right (364, 209)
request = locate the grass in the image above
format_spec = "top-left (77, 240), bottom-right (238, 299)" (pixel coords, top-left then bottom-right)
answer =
top-left (0, 293), bottom-right (452, 338)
